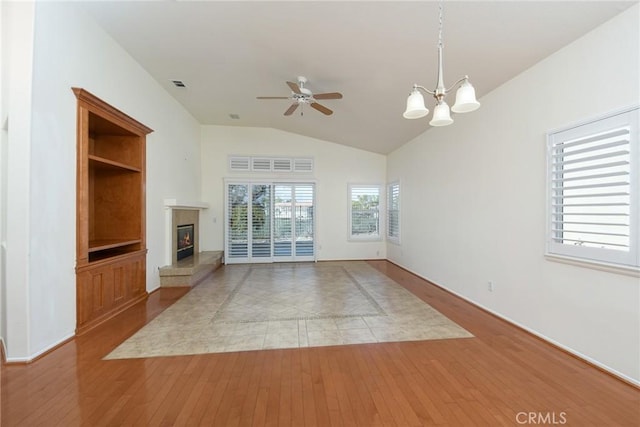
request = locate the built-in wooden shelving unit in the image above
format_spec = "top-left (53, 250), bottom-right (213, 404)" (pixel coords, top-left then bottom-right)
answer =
top-left (74, 87), bottom-right (153, 335)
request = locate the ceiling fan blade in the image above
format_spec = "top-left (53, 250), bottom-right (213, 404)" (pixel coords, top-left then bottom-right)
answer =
top-left (310, 102), bottom-right (333, 115)
top-left (286, 81), bottom-right (302, 94)
top-left (257, 96), bottom-right (289, 99)
top-left (284, 103), bottom-right (299, 116)
top-left (313, 92), bottom-right (343, 100)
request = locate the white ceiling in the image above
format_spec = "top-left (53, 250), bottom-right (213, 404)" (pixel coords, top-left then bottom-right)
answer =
top-left (79, 1), bottom-right (635, 154)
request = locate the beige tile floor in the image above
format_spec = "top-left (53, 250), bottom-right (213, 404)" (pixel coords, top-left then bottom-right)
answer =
top-left (105, 261), bottom-right (472, 359)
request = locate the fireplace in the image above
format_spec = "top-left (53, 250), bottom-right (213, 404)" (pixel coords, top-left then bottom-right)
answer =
top-left (177, 224), bottom-right (195, 261)
top-left (164, 201), bottom-right (208, 266)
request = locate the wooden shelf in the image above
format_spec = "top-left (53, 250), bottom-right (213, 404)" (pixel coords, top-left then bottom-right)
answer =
top-left (88, 239), bottom-right (142, 253)
top-left (74, 87), bottom-right (153, 336)
top-left (89, 154), bottom-right (141, 172)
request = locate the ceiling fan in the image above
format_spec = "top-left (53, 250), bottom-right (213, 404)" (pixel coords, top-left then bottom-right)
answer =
top-left (257, 76), bottom-right (343, 116)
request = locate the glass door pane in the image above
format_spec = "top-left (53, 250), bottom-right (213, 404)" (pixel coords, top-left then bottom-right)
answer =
top-left (294, 184), bottom-right (314, 258)
top-left (227, 184), bottom-right (249, 261)
top-left (227, 182), bottom-right (314, 263)
top-left (251, 184), bottom-right (271, 258)
top-left (274, 185), bottom-right (293, 257)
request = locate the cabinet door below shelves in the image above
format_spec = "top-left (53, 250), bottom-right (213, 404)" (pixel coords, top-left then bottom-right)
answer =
top-left (76, 252), bottom-right (147, 334)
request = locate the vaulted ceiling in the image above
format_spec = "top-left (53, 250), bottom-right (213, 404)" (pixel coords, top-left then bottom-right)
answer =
top-left (80, 1), bottom-right (635, 154)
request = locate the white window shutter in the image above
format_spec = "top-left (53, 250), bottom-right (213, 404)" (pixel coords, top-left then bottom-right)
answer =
top-left (273, 158), bottom-right (292, 172)
top-left (252, 158), bottom-right (272, 172)
top-left (228, 156), bottom-right (314, 174)
top-left (229, 156), bottom-right (250, 171)
top-left (387, 182), bottom-right (400, 243)
top-left (294, 158), bottom-right (313, 173)
top-left (547, 106), bottom-right (639, 268)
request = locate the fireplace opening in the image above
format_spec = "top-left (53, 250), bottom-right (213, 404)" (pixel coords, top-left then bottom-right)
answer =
top-left (177, 224), bottom-right (195, 261)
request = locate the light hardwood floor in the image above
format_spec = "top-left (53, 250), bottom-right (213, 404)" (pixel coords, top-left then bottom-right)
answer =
top-left (1, 261), bottom-right (638, 426)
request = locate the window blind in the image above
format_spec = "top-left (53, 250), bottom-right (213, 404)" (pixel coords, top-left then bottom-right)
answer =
top-left (228, 156), bottom-right (313, 173)
top-left (387, 182), bottom-right (400, 242)
top-left (550, 127), bottom-right (631, 250)
top-left (227, 184), bottom-right (249, 258)
top-left (547, 106), bottom-right (638, 268)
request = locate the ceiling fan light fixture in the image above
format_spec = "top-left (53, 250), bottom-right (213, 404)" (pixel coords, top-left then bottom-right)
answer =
top-left (257, 76), bottom-right (343, 117)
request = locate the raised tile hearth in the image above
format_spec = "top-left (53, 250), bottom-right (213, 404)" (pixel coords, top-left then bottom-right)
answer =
top-left (159, 251), bottom-right (223, 287)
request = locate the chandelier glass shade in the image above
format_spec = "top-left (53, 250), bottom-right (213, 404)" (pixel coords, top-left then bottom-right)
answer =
top-left (403, 0), bottom-right (480, 126)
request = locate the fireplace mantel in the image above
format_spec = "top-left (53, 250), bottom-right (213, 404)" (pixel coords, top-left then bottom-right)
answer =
top-left (164, 199), bottom-right (209, 210)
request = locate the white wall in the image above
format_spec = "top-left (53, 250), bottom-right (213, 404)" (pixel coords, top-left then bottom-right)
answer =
top-left (1, 2), bottom-right (201, 361)
top-left (387, 5), bottom-right (640, 384)
top-left (2, 1), bottom-right (35, 360)
top-left (200, 126), bottom-right (387, 261)
top-left (0, 0), bottom-right (6, 358)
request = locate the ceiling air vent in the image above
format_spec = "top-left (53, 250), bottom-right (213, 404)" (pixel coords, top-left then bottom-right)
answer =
top-left (171, 80), bottom-right (186, 88)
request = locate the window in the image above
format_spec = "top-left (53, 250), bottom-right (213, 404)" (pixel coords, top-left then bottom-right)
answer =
top-left (349, 184), bottom-right (381, 240)
top-left (228, 155), bottom-right (313, 173)
top-left (387, 181), bottom-right (400, 244)
top-left (546, 106), bottom-right (639, 269)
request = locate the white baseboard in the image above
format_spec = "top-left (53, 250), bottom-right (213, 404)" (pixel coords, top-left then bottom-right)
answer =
top-left (392, 261), bottom-right (640, 388)
top-left (4, 332), bottom-right (75, 363)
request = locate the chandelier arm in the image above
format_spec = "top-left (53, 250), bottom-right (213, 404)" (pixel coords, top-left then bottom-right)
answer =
top-left (445, 75), bottom-right (470, 94)
top-left (413, 84), bottom-right (436, 96)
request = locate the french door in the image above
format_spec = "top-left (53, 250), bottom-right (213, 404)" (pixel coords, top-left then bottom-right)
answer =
top-left (225, 181), bottom-right (315, 263)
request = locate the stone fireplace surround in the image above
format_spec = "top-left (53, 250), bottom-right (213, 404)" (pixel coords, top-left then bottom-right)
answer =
top-left (159, 199), bottom-right (223, 287)
top-left (163, 199), bottom-right (208, 264)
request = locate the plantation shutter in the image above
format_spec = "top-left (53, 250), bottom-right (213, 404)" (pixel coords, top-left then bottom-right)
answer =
top-left (251, 184), bottom-right (271, 258)
top-left (225, 181), bottom-right (315, 263)
top-left (273, 158), bottom-right (292, 172)
top-left (229, 156), bottom-right (250, 171)
top-left (252, 158), bottom-right (272, 172)
top-left (547, 107), bottom-right (639, 267)
top-left (387, 182), bottom-right (400, 243)
top-left (227, 184), bottom-right (249, 259)
top-left (294, 184), bottom-right (315, 257)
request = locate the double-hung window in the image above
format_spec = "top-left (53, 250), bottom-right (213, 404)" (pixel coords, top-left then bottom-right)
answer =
top-left (387, 181), bottom-right (400, 244)
top-left (349, 184), bottom-right (381, 240)
top-left (546, 106), bottom-right (639, 270)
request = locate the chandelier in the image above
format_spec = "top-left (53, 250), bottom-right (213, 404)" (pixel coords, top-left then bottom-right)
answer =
top-left (403, 0), bottom-right (480, 126)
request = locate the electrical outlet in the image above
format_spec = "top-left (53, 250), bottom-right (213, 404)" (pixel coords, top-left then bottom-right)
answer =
top-left (488, 281), bottom-right (494, 292)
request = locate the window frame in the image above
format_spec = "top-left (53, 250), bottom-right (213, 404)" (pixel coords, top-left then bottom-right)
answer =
top-left (348, 184), bottom-right (383, 241)
top-left (387, 181), bottom-right (401, 245)
top-left (545, 106), bottom-right (639, 272)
